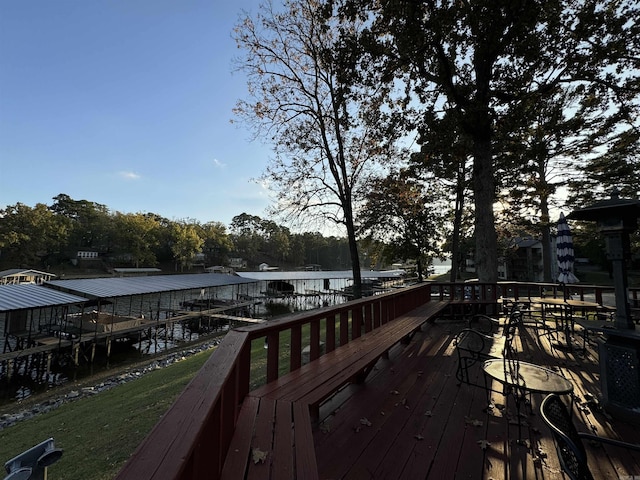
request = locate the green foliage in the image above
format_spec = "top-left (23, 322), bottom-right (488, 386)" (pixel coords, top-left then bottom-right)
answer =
top-left (0, 351), bottom-right (211, 480)
top-left (336, 0), bottom-right (640, 281)
top-left (170, 221), bottom-right (205, 272)
top-left (110, 212), bottom-right (161, 267)
top-left (0, 202), bottom-right (70, 267)
top-left (360, 170), bottom-right (449, 279)
top-left (199, 221), bottom-right (233, 266)
top-left (0, 195), bottom-right (367, 272)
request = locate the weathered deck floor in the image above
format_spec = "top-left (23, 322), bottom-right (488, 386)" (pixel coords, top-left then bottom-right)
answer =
top-left (312, 317), bottom-right (640, 479)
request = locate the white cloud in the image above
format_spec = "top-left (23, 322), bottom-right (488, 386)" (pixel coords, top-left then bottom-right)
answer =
top-left (118, 171), bottom-right (141, 180)
top-left (212, 158), bottom-right (227, 169)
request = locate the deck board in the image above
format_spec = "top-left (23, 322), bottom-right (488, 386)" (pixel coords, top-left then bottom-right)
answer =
top-left (311, 317), bottom-right (640, 479)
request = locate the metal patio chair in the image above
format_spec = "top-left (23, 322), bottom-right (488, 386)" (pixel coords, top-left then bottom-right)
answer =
top-left (540, 393), bottom-right (640, 480)
top-left (454, 307), bottom-right (522, 388)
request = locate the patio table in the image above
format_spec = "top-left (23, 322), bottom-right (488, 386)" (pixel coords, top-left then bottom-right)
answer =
top-left (538, 298), bottom-right (604, 350)
top-left (483, 358), bottom-right (574, 441)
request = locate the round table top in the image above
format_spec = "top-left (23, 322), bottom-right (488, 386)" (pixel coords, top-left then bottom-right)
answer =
top-left (536, 297), bottom-right (602, 309)
top-left (482, 359), bottom-right (574, 394)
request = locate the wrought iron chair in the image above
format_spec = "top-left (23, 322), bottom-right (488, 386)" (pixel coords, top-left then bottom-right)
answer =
top-left (454, 308), bottom-right (522, 388)
top-left (467, 313), bottom-right (501, 335)
top-left (540, 393), bottom-right (640, 480)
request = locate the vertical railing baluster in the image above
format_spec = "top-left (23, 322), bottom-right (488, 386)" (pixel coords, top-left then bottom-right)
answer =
top-left (340, 309), bottom-right (349, 346)
top-left (325, 314), bottom-right (335, 352)
top-left (290, 324), bottom-right (302, 372)
top-left (266, 331), bottom-right (280, 383)
top-left (310, 319), bottom-right (320, 361)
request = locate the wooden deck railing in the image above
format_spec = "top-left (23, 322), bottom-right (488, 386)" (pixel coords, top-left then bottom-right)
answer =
top-left (115, 280), bottom-right (637, 480)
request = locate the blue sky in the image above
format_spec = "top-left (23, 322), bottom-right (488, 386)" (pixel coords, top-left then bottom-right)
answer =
top-left (0, 0), bottom-right (273, 227)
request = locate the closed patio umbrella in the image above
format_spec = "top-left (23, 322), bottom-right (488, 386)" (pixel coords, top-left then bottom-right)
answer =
top-left (557, 213), bottom-right (579, 285)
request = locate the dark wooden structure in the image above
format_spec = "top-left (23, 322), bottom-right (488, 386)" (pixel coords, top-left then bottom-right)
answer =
top-left (115, 282), bottom-right (640, 479)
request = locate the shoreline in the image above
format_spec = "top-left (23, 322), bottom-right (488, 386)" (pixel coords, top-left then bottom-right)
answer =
top-left (0, 336), bottom-right (222, 431)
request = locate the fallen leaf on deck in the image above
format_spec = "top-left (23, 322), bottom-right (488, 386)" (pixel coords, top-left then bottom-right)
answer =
top-left (477, 439), bottom-right (491, 450)
top-left (414, 434), bottom-right (424, 441)
top-left (464, 416), bottom-right (484, 427)
top-left (390, 390), bottom-right (400, 395)
top-left (252, 448), bottom-right (268, 464)
top-left (320, 422), bottom-right (331, 434)
top-left (360, 418), bottom-right (372, 426)
top-left (424, 410), bottom-right (433, 417)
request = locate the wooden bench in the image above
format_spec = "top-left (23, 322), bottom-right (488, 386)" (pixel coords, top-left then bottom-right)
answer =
top-left (220, 300), bottom-right (449, 480)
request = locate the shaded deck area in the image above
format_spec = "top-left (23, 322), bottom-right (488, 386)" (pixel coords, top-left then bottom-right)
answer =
top-left (312, 317), bottom-right (640, 479)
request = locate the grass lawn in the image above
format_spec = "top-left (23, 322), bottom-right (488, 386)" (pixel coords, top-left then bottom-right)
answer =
top-left (0, 314), bottom-right (344, 479)
top-left (0, 349), bottom-right (212, 480)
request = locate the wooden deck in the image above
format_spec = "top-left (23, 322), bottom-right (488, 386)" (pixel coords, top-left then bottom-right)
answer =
top-left (311, 317), bottom-right (640, 479)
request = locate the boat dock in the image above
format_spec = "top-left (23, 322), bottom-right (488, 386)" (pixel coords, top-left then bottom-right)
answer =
top-left (0, 270), bottom-right (408, 389)
top-left (0, 276), bottom-right (260, 384)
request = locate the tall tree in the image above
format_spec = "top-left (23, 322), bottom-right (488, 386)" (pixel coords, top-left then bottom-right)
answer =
top-left (229, 213), bottom-right (264, 263)
top-left (199, 221), bottom-right (233, 266)
top-left (233, 0), bottom-right (401, 298)
top-left (170, 221), bottom-right (204, 272)
top-left (340, 0), bottom-right (640, 282)
top-left (360, 170), bottom-right (448, 281)
top-left (409, 111), bottom-right (474, 281)
top-left (496, 87), bottom-right (591, 281)
top-left (49, 193), bottom-right (111, 251)
top-left (111, 212), bottom-right (161, 268)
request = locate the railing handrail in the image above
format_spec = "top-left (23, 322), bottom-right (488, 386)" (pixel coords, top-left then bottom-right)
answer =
top-left (116, 281), bottom-right (637, 479)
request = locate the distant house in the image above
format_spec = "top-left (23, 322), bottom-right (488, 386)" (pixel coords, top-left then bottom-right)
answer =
top-left (465, 237), bottom-right (546, 282)
top-left (76, 250), bottom-right (99, 260)
top-left (259, 263), bottom-right (279, 272)
top-left (73, 250), bottom-right (100, 266)
top-left (112, 268), bottom-right (162, 277)
top-left (229, 258), bottom-right (247, 269)
top-left (0, 269), bottom-right (56, 285)
top-left (205, 266), bottom-right (233, 274)
top-left (192, 252), bottom-right (206, 267)
top-left (500, 237), bottom-right (545, 282)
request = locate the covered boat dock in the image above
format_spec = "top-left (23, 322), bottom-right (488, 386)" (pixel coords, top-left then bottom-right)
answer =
top-left (0, 274), bottom-right (259, 384)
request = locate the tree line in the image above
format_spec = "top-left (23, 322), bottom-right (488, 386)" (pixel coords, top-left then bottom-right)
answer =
top-left (0, 194), bottom-right (357, 273)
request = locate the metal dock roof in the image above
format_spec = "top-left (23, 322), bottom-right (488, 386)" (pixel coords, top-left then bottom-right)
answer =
top-left (45, 273), bottom-right (256, 299)
top-left (0, 284), bottom-right (89, 312)
top-left (236, 269), bottom-right (407, 281)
